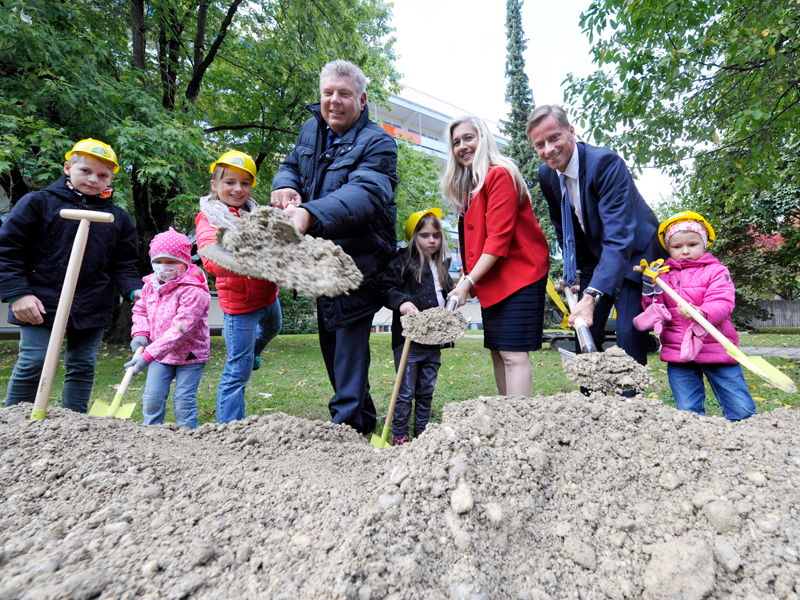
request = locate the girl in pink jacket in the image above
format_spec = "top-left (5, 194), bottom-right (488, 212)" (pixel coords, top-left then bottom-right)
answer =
top-left (126, 228), bottom-right (211, 428)
top-left (633, 213), bottom-right (756, 421)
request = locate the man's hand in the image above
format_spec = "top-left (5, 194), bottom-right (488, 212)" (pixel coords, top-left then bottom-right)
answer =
top-left (399, 302), bottom-right (418, 316)
top-left (284, 205), bottom-right (315, 235)
top-left (568, 294), bottom-right (595, 328)
top-left (132, 290), bottom-right (142, 302)
top-left (556, 274), bottom-right (581, 295)
top-left (11, 295), bottom-right (45, 325)
top-left (270, 188), bottom-right (302, 209)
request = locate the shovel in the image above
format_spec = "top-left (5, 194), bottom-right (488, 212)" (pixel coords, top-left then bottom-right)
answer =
top-left (89, 347), bottom-right (144, 418)
top-left (564, 287), bottom-right (598, 353)
top-left (634, 265), bottom-right (797, 394)
top-left (30, 209), bottom-right (115, 420)
top-left (371, 296), bottom-right (460, 448)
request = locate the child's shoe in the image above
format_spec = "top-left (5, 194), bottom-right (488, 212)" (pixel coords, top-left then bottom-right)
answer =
top-left (253, 355), bottom-right (261, 371)
top-left (392, 434), bottom-right (409, 446)
top-left (414, 428), bottom-right (426, 439)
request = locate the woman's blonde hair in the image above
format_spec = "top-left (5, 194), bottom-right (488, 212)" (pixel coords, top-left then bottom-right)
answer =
top-left (403, 213), bottom-right (451, 289)
top-left (440, 115), bottom-right (530, 212)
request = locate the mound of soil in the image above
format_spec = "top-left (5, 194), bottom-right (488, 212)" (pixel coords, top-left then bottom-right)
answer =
top-left (198, 206), bottom-right (362, 298)
top-left (401, 307), bottom-right (468, 345)
top-left (563, 346), bottom-right (655, 395)
top-left (1, 393), bottom-right (798, 599)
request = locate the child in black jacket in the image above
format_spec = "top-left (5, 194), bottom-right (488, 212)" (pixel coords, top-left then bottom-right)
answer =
top-left (0, 139), bottom-right (141, 413)
top-left (381, 209), bottom-right (454, 445)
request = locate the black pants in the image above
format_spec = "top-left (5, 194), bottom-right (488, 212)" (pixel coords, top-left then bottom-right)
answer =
top-left (317, 311), bottom-right (377, 435)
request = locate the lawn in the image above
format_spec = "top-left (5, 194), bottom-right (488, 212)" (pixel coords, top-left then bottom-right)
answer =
top-left (0, 333), bottom-right (797, 428)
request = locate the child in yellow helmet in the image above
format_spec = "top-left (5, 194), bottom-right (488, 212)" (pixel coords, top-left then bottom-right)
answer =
top-left (380, 209), bottom-right (454, 445)
top-left (195, 150), bottom-right (281, 423)
top-left (0, 138), bottom-right (141, 413)
top-left (634, 212), bottom-right (757, 421)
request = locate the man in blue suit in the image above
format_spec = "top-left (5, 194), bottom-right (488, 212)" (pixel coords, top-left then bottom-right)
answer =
top-left (527, 105), bottom-right (666, 366)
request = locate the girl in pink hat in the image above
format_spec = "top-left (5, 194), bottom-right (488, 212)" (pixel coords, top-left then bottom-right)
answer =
top-left (126, 228), bottom-right (211, 428)
top-left (634, 213), bottom-right (756, 421)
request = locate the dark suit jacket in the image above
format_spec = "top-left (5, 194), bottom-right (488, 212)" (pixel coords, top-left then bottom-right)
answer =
top-left (538, 142), bottom-right (666, 297)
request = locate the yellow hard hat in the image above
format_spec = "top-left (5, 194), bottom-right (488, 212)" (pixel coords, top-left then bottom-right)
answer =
top-left (658, 211), bottom-right (716, 249)
top-left (210, 150), bottom-right (258, 187)
top-left (65, 138), bottom-right (119, 173)
top-left (405, 208), bottom-right (442, 241)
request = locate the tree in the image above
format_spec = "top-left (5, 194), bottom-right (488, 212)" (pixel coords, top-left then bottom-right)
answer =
top-left (565, 0), bottom-right (800, 309)
top-left (498, 0), bottom-right (555, 251)
top-left (394, 136), bottom-right (445, 243)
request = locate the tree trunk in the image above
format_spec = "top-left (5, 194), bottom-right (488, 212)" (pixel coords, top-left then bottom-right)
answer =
top-left (0, 166), bottom-right (29, 205)
top-left (130, 0), bottom-right (146, 71)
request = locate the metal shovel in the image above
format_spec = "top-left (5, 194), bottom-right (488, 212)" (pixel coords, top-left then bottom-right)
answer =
top-left (634, 265), bottom-right (797, 394)
top-left (564, 287), bottom-right (598, 353)
top-left (89, 347), bottom-right (144, 419)
top-left (30, 209), bottom-right (115, 420)
top-left (370, 297), bottom-right (460, 448)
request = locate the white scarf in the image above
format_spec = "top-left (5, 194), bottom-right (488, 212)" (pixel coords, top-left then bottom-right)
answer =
top-left (199, 194), bottom-right (259, 230)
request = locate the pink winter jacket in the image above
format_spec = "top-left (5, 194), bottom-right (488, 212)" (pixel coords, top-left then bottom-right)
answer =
top-left (132, 265), bottom-right (211, 365)
top-left (642, 253), bottom-right (739, 364)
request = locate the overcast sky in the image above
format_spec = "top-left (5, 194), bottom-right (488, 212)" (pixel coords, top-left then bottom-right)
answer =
top-left (389, 0), bottom-right (674, 204)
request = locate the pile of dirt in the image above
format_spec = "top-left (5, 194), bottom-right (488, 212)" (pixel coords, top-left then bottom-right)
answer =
top-left (198, 206), bottom-right (362, 297)
top-left (563, 345), bottom-right (655, 394)
top-left (401, 307), bottom-right (469, 345)
top-left (1, 393), bottom-right (799, 599)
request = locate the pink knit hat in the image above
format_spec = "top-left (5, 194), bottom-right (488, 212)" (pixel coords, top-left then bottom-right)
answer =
top-left (149, 227), bottom-right (192, 265)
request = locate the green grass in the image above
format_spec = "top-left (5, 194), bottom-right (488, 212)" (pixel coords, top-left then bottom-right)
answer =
top-left (738, 332), bottom-right (800, 348)
top-left (0, 333), bottom-right (798, 427)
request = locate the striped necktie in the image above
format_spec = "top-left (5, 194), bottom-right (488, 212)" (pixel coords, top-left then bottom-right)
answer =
top-left (560, 173), bottom-right (578, 287)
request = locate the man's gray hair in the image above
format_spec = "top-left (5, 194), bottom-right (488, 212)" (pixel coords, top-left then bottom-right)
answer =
top-left (526, 104), bottom-right (571, 135)
top-left (319, 60), bottom-right (367, 98)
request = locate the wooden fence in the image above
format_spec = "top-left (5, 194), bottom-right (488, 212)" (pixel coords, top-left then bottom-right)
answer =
top-left (747, 300), bottom-right (800, 328)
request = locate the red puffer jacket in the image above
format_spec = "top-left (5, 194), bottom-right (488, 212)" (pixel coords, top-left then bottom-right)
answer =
top-left (195, 208), bottom-right (278, 315)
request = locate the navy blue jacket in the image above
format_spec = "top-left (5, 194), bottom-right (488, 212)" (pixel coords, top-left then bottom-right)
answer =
top-left (0, 175), bottom-right (140, 329)
top-left (272, 105), bottom-right (398, 330)
top-left (539, 142), bottom-right (666, 296)
top-left (381, 248), bottom-right (454, 350)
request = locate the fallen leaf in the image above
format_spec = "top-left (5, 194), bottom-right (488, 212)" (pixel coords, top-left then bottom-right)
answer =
top-left (258, 393), bottom-right (273, 398)
top-left (295, 380), bottom-right (307, 387)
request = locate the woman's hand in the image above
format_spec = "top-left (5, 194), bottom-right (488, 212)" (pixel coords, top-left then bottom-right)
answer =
top-left (446, 282), bottom-right (470, 308)
top-left (399, 302), bottom-right (418, 315)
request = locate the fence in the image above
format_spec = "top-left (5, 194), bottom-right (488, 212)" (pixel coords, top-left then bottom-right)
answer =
top-left (748, 300), bottom-right (800, 329)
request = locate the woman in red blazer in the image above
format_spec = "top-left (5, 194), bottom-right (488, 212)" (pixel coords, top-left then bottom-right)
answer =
top-left (442, 116), bottom-right (550, 397)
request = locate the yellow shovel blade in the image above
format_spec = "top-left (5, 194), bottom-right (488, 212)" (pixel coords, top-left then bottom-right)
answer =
top-left (113, 401), bottom-right (137, 420)
top-left (89, 399), bottom-right (113, 417)
top-left (726, 343), bottom-right (798, 394)
top-left (370, 431), bottom-right (391, 448)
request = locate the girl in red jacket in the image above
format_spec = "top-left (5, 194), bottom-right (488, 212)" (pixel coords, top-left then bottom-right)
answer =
top-left (441, 116), bottom-right (550, 398)
top-left (195, 151), bottom-right (281, 423)
top-left (633, 212), bottom-right (756, 421)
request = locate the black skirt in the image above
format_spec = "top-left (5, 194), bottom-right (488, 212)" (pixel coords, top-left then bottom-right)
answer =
top-left (481, 276), bottom-right (546, 352)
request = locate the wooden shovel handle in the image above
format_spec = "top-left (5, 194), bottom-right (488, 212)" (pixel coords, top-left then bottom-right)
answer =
top-left (107, 346), bottom-right (145, 414)
top-left (383, 337), bottom-right (412, 432)
top-left (634, 266), bottom-right (731, 347)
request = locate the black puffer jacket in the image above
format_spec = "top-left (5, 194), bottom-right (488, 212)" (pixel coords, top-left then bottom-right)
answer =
top-left (0, 175), bottom-right (140, 329)
top-left (272, 105), bottom-right (398, 330)
top-left (381, 248), bottom-right (455, 350)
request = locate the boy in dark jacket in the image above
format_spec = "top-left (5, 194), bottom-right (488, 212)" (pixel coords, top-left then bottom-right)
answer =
top-left (0, 138), bottom-right (141, 413)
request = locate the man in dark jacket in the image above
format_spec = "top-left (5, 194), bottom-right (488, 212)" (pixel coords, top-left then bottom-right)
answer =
top-left (271, 59), bottom-right (398, 435)
top-left (0, 139), bottom-right (141, 412)
top-left (528, 105), bottom-right (666, 368)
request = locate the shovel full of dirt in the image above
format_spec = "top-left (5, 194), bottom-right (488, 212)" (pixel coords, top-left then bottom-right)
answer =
top-left (370, 298), bottom-right (468, 448)
top-left (564, 287), bottom-right (598, 353)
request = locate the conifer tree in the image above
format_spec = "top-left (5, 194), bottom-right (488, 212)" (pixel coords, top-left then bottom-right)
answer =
top-left (500, 0), bottom-right (554, 247)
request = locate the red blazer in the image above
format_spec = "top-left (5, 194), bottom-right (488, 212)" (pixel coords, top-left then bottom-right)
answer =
top-left (462, 166), bottom-right (550, 307)
top-left (195, 210), bottom-right (278, 315)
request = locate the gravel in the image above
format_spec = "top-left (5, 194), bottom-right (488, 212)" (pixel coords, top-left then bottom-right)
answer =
top-left (1, 391), bottom-right (799, 599)
top-left (400, 307), bottom-right (468, 345)
top-left (563, 345), bottom-right (655, 394)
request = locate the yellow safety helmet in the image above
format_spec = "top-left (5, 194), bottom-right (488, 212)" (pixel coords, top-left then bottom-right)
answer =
top-left (405, 208), bottom-right (442, 241)
top-left (210, 150), bottom-right (258, 187)
top-left (65, 138), bottom-right (120, 173)
top-left (658, 211), bottom-right (716, 249)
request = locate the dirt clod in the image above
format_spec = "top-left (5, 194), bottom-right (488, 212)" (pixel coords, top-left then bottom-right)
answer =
top-left (198, 205), bottom-right (362, 297)
top-left (1, 392), bottom-right (798, 599)
top-left (401, 306), bottom-right (468, 345)
top-left (563, 345), bottom-right (655, 394)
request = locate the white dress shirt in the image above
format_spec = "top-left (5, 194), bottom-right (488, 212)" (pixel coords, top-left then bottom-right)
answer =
top-left (558, 149), bottom-right (585, 231)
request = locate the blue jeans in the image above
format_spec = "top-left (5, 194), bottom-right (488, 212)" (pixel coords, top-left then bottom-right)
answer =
top-left (392, 342), bottom-right (441, 438)
top-left (6, 324), bottom-right (104, 413)
top-left (667, 361), bottom-right (757, 421)
top-left (217, 300), bottom-right (281, 423)
top-left (142, 362), bottom-right (205, 429)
